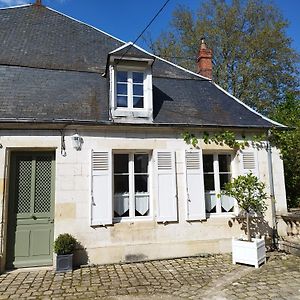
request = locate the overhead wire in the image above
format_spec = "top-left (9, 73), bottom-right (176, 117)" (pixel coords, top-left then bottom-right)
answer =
top-left (115, 0), bottom-right (172, 65)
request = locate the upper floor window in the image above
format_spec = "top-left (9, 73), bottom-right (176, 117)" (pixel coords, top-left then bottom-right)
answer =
top-left (110, 64), bottom-right (153, 122)
top-left (203, 153), bottom-right (234, 214)
top-left (116, 71), bottom-right (144, 109)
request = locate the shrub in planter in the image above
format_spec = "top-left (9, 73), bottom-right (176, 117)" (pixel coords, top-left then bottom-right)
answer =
top-left (54, 233), bottom-right (77, 272)
top-left (223, 173), bottom-right (268, 267)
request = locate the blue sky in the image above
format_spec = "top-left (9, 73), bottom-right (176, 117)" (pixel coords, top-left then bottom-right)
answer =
top-left (0, 0), bottom-right (299, 53)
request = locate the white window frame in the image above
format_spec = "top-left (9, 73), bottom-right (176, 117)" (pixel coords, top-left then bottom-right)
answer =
top-left (203, 152), bottom-right (236, 216)
top-left (113, 150), bottom-right (153, 222)
top-left (110, 64), bottom-right (153, 120)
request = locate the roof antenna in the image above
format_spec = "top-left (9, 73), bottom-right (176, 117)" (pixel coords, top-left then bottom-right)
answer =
top-left (35, 0), bottom-right (42, 6)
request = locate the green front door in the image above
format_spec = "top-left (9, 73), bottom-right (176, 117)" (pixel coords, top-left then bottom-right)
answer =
top-left (6, 152), bottom-right (55, 269)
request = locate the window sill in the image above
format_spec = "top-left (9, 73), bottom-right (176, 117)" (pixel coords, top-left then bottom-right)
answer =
top-left (111, 108), bottom-right (152, 119)
top-left (206, 212), bottom-right (236, 218)
top-left (113, 216), bottom-right (153, 223)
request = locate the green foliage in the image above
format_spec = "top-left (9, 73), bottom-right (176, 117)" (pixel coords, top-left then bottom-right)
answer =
top-left (223, 173), bottom-right (268, 241)
top-left (54, 233), bottom-right (77, 255)
top-left (182, 131), bottom-right (199, 147)
top-left (182, 130), bottom-right (249, 150)
top-left (148, 0), bottom-right (299, 114)
top-left (270, 93), bottom-right (300, 208)
top-left (203, 131), bottom-right (249, 149)
top-left (223, 173), bottom-right (268, 215)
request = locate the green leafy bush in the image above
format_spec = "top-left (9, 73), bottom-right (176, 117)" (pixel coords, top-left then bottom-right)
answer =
top-left (223, 173), bottom-right (268, 241)
top-left (54, 233), bottom-right (77, 255)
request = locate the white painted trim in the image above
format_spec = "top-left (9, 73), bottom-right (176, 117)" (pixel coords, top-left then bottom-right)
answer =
top-left (46, 6), bottom-right (125, 44)
top-left (0, 4), bottom-right (31, 10)
top-left (109, 42), bottom-right (134, 55)
top-left (213, 83), bottom-right (286, 128)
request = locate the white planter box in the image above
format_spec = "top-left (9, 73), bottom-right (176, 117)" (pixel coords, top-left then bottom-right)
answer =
top-left (232, 237), bottom-right (266, 268)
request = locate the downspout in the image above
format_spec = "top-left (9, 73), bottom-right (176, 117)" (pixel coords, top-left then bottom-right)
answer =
top-left (267, 129), bottom-right (278, 249)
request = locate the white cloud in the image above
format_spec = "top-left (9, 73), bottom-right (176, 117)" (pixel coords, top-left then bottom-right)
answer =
top-left (0, 0), bottom-right (29, 7)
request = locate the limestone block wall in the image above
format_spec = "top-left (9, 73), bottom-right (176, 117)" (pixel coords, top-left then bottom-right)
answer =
top-left (0, 127), bottom-right (288, 269)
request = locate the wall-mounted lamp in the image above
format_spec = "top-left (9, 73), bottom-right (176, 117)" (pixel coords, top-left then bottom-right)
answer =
top-left (71, 133), bottom-right (83, 151)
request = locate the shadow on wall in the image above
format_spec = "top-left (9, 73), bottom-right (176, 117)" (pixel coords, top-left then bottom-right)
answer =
top-left (73, 240), bottom-right (89, 268)
top-left (228, 216), bottom-right (274, 248)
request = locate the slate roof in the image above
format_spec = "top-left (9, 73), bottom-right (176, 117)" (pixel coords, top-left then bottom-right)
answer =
top-left (0, 4), bottom-right (282, 128)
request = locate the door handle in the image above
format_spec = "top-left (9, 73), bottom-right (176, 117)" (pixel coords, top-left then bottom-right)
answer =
top-left (31, 215), bottom-right (37, 220)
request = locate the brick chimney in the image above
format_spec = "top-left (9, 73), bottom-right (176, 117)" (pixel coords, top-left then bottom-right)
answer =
top-left (197, 38), bottom-right (213, 80)
top-left (35, 0), bottom-right (42, 6)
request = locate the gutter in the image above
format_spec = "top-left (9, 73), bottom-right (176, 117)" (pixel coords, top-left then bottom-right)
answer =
top-left (0, 118), bottom-right (289, 131)
top-left (267, 129), bottom-right (278, 250)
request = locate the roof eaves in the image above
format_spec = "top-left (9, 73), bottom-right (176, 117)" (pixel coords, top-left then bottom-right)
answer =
top-left (213, 83), bottom-right (287, 128)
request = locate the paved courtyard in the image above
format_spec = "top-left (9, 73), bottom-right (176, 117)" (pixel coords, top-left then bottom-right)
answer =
top-left (0, 252), bottom-right (299, 299)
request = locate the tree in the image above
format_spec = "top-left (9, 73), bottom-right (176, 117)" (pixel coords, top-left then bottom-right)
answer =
top-left (148, 0), bottom-right (299, 113)
top-left (270, 93), bottom-right (300, 208)
top-left (223, 173), bottom-right (267, 241)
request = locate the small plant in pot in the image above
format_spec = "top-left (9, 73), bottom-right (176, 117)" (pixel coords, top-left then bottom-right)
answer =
top-left (223, 172), bottom-right (268, 268)
top-left (54, 233), bottom-right (77, 272)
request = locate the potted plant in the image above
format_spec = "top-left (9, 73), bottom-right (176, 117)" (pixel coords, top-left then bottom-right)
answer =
top-left (223, 172), bottom-right (268, 268)
top-left (54, 233), bottom-right (77, 272)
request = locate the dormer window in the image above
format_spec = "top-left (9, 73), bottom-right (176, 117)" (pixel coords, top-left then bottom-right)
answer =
top-left (108, 43), bottom-right (154, 123)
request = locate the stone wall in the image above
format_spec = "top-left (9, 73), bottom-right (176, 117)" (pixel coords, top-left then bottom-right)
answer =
top-left (0, 127), bottom-right (288, 270)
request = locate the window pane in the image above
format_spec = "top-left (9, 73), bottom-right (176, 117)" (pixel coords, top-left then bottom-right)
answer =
top-left (203, 155), bottom-right (214, 172)
top-left (114, 175), bottom-right (129, 193)
top-left (204, 174), bottom-right (215, 191)
top-left (133, 72), bottom-right (143, 83)
top-left (134, 154), bottom-right (148, 173)
top-left (117, 96), bottom-right (128, 107)
top-left (218, 155), bottom-right (231, 172)
top-left (221, 195), bottom-right (234, 212)
top-left (133, 96), bottom-right (144, 108)
top-left (135, 195), bottom-right (149, 216)
top-left (135, 175), bottom-right (148, 193)
top-left (117, 83), bottom-right (127, 95)
top-left (220, 174), bottom-right (231, 189)
top-left (114, 195), bottom-right (129, 217)
top-left (114, 154), bottom-right (129, 173)
top-left (133, 85), bottom-right (143, 96)
top-left (117, 71), bottom-right (127, 82)
top-left (205, 193), bottom-right (217, 213)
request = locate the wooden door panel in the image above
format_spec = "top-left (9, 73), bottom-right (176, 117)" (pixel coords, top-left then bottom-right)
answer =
top-left (15, 230), bottom-right (30, 257)
top-left (31, 228), bottom-right (52, 256)
top-left (6, 152), bottom-right (55, 269)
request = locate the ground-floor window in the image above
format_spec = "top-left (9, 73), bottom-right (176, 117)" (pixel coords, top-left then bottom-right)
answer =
top-left (203, 153), bottom-right (234, 214)
top-left (113, 152), bottom-right (150, 219)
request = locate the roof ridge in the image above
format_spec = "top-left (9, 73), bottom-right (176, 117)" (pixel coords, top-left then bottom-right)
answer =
top-left (45, 6), bottom-right (126, 44)
top-left (0, 3), bottom-right (31, 10)
top-left (213, 83), bottom-right (286, 128)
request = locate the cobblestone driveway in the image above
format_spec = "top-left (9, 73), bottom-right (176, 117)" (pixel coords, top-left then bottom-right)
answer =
top-left (0, 252), bottom-right (299, 299)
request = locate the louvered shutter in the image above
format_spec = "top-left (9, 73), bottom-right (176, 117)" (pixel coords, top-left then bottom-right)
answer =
top-left (185, 150), bottom-right (206, 221)
top-left (155, 151), bottom-right (178, 222)
top-left (91, 150), bottom-right (112, 226)
top-left (240, 150), bottom-right (259, 177)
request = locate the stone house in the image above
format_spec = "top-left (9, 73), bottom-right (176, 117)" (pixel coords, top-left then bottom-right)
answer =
top-left (0, 2), bottom-right (288, 271)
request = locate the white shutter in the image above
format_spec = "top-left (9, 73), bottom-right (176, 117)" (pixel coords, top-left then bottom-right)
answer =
top-left (155, 150), bottom-right (177, 222)
top-left (185, 150), bottom-right (206, 221)
top-left (240, 150), bottom-right (259, 177)
top-left (91, 150), bottom-right (112, 226)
